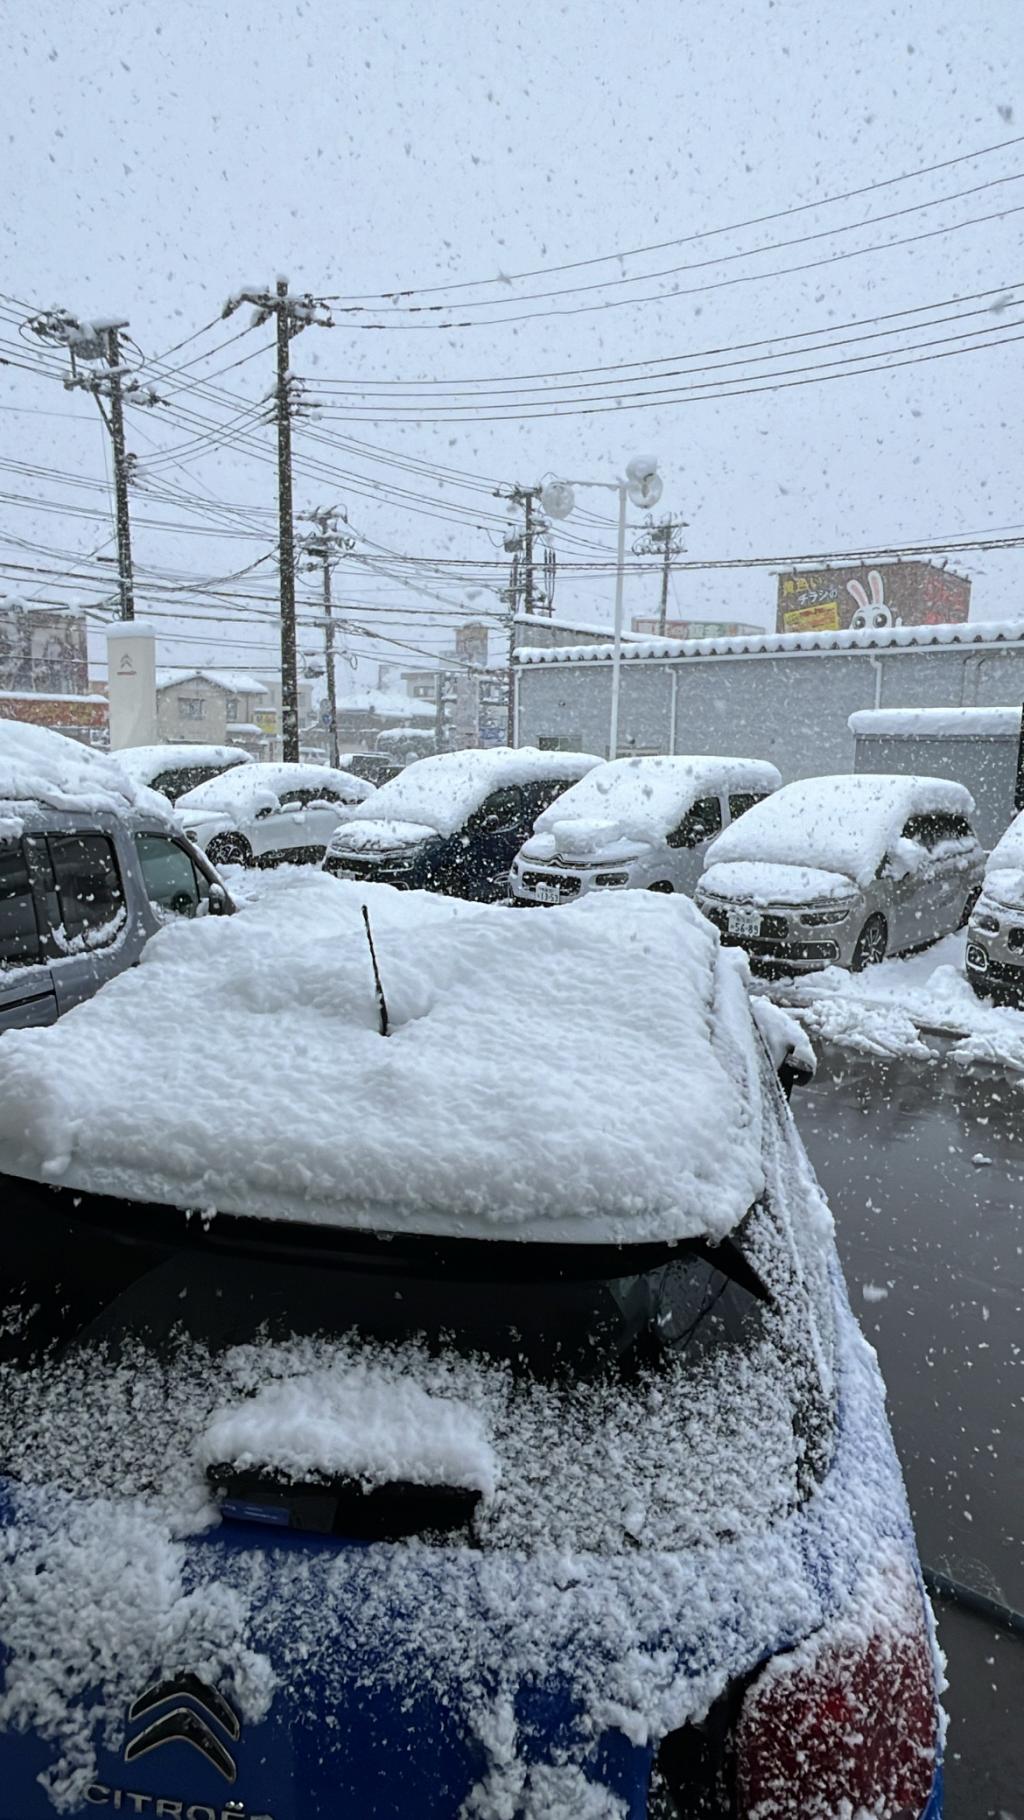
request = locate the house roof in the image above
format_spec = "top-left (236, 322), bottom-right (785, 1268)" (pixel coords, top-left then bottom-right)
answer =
top-left (156, 669), bottom-right (269, 697)
top-left (514, 617), bottom-right (1024, 667)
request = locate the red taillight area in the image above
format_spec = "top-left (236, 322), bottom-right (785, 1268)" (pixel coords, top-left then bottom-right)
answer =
top-left (736, 1577), bottom-right (937, 1820)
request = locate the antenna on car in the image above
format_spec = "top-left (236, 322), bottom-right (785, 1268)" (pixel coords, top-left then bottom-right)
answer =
top-left (361, 905), bottom-right (390, 1037)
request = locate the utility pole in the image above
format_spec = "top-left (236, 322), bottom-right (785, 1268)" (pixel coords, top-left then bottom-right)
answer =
top-left (495, 483), bottom-right (548, 749)
top-left (26, 309), bottom-right (161, 621)
top-left (300, 506), bottom-right (355, 769)
top-left (633, 517), bottom-right (687, 637)
top-left (223, 279), bottom-right (332, 760)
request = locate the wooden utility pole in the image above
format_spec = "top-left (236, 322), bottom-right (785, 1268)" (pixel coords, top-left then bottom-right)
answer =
top-left (223, 279), bottom-right (333, 760)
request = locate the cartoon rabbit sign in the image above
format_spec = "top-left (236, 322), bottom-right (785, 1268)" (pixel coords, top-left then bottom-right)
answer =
top-left (847, 570), bottom-right (901, 631)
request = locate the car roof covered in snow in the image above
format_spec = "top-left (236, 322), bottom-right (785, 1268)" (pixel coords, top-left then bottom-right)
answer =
top-left (703, 772), bottom-right (976, 888)
top-left (0, 876), bottom-right (766, 1247)
top-left (177, 760), bottom-right (375, 815)
top-left (0, 721), bottom-right (175, 832)
top-left (535, 755), bottom-right (782, 840)
top-left (115, 743), bottom-right (254, 786)
top-left (345, 746), bottom-right (602, 836)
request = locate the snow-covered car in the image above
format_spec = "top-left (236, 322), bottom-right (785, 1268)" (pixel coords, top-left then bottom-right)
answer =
top-left (0, 878), bottom-right (942, 1819)
top-left (323, 746), bottom-right (601, 899)
top-left (696, 773), bottom-right (984, 975)
top-left (965, 807), bottom-right (1024, 1002)
top-left (0, 721), bottom-right (234, 1033)
top-left (509, 754), bottom-right (781, 905)
top-left (113, 741), bottom-right (253, 803)
top-left (178, 760), bottom-right (376, 867)
top-left (338, 751), bottom-right (404, 787)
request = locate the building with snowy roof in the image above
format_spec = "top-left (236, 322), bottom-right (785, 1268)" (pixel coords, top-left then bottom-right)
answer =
top-left (513, 618), bottom-right (1024, 788)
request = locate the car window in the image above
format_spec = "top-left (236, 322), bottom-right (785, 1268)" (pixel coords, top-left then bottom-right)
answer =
top-left (149, 764), bottom-right (226, 803)
top-left (728, 791), bottom-right (770, 821)
top-left (901, 811), bottom-right (974, 851)
top-left (46, 833), bottom-right (126, 951)
top-left (470, 786), bottom-right (524, 833)
top-left (133, 834), bottom-right (203, 919)
top-left (666, 795), bottom-right (723, 849)
top-left (0, 840), bottom-right (41, 969)
top-left (525, 777), bottom-right (577, 817)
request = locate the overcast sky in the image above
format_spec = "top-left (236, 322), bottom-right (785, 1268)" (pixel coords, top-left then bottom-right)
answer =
top-left (3, 0), bottom-right (1023, 691)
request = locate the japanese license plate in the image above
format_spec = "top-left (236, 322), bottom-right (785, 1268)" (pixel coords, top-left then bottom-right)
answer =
top-left (727, 907), bottom-right (762, 938)
top-left (535, 881), bottom-right (562, 904)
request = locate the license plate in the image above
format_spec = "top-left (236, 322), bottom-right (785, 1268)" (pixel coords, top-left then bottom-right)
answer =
top-left (727, 908), bottom-right (762, 938)
top-left (535, 882), bottom-right (562, 904)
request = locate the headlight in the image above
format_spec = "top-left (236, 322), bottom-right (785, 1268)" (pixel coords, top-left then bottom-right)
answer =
top-left (800, 905), bottom-right (854, 927)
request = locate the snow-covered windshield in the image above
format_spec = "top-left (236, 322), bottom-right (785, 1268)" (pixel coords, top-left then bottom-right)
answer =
top-left (344, 748), bottom-right (600, 837)
top-left (705, 773), bottom-right (975, 888)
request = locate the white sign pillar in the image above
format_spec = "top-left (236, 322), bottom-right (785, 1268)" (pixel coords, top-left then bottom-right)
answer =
top-left (107, 625), bottom-right (157, 749)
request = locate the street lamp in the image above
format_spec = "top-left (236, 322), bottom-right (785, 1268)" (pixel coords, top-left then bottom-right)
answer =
top-left (540, 457), bottom-right (663, 758)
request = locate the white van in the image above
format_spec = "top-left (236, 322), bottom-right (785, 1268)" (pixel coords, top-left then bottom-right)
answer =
top-left (509, 755), bottom-right (781, 905)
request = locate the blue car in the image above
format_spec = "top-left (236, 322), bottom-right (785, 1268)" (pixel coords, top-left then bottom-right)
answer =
top-left (0, 888), bottom-right (942, 1820)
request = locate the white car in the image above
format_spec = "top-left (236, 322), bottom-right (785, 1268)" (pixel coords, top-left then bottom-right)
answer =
top-left (178, 761), bottom-right (375, 867)
top-left (113, 742), bottom-right (253, 804)
top-left (696, 772), bottom-right (985, 975)
top-left (965, 807), bottom-right (1024, 1003)
top-left (509, 755), bottom-right (781, 905)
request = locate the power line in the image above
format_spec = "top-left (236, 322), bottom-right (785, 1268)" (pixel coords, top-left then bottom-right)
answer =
top-left (320, 132), bottom-right (1024, 300)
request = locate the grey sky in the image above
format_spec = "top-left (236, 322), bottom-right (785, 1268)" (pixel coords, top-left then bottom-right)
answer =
top-left (3, 0), bottom-right (1023, 687)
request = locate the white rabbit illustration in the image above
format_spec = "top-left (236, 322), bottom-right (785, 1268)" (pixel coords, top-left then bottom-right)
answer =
top-left (847, 570), bottom-right (900, 631)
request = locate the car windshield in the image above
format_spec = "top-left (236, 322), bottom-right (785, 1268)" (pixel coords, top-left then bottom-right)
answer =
top-left (0, 1166), bottom-right (833, 1551)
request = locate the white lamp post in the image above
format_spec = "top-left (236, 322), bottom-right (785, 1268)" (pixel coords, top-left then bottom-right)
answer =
top-left (540, 457), bottom-right (663, 758)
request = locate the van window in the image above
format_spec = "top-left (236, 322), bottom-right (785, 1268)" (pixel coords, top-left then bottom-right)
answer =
top-left (729, 792), bottom-right (770, 821)
top-left (902, 811), bottom-right (974, 851)
top-left (470, 787), bottom-right (524, 833)
top-left (0, 841), bottom-right (41, 968)
top-left (47, 833), bottom-right (125, 951)
top-left (666, 796), bottom-right (723, 849)
top-left (133, 834), bottom-right (202, 919)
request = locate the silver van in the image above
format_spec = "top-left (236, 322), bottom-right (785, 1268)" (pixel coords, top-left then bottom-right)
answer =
top-left (509, 755), bottom-right (781, 906)
top-left (965, 808), bottom-right (1024, 1003)
top-left (696, 773), bottom-right (984, 975)
top-left (1, 726), bottom-right (234, 1033)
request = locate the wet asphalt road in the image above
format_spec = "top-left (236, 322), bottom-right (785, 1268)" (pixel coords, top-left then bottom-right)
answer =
top-left (795, 1051), bottom-right (1024, 1820)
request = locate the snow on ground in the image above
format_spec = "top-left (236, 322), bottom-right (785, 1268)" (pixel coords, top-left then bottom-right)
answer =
top-left (0, 869), bottom-right (766, 1243)
top-left (760, 931), bottom-right (1024, 1072)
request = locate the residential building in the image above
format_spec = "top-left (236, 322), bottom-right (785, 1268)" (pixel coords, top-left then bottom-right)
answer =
top-left (155, 670), bottom-right (271, 755)
top-left (0, 599), bottom-right (103, 743)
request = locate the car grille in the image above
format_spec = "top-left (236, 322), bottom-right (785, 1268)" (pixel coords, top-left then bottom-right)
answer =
top-left (521, 871), bottom-right (581, 896)
top-left (701, 904), bottom-right (788, 941)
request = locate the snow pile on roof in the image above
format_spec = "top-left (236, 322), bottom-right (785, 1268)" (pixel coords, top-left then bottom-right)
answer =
top-left (200, 1364), bottom-right (498, 1495)
top-left (0, 720), bottom-right (173, 828)
top-left (156, 668), bottom-right (269, 697)
top-left (515, 618), bottom-right (1024, 666)
top-left (339, 687), bottom-right (436, 722)
top-left (345, 746), bottom-right (601, 838)
top-left (529, 755), bottom-right (781, 851)
top-left (702, 774), bottom-right (975, 890)
top-left (0, 874), bottom-right (764, 1244)
top-left (178, 760), bottom-right (374, 817)
top-left (115, 743), bottom-right (253, 786)
top-left (850, 706), bottom-right (1022, 739)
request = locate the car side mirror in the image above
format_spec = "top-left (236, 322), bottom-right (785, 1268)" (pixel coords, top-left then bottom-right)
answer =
top-left (207, 882), bottom-right (232, 916)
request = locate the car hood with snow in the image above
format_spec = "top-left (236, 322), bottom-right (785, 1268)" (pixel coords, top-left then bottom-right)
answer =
top-left (521, 754), bottom-right (781, 865)
top-left (0, 875), bottom-right (766, 1245)
top-left (979, 808), bottom-right (1024, 912)
top-left (700, 771), bottom-right (977, 904)
top-left (326, 817), bottom-right (439, 856)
